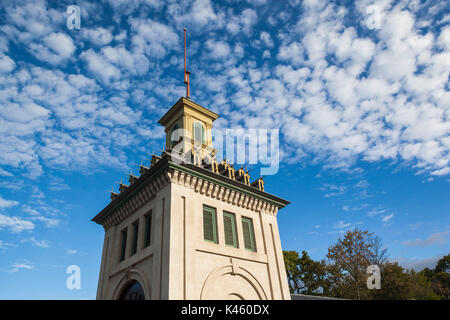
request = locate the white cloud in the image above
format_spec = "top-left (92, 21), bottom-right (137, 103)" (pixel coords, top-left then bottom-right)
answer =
top-left (129, 17), bottom-right (178, 59)
top-left (319, 183), bottom-right (346, 198)
top-left (168, 0), bottom-right (223, 31)
top-left (226, 8), bottom-right (258, 35)
top-left (334, 220), bottom-right (351, 229)
top-left (0, 239), bottom-right (16, 251)
top-left (0, 54), bottom-right (15, 73)
top-left (0, 213), bottom-right (34, 232)
top-left (81, 49), bottom-right (121, 83)
top-left (367, 208), bottom-right (387, 217)
top-left (277, 42), bottom-right (304, 66)
top-left (27, 32), bottom-right (76, 66)
top-left (29, 215), bottom-right (59, 228)
top-left (43, 33), bottom-right (75, 59)
top-left (403, 230), bottom-right (450, 247)
top-left (260, 32), bottom-right (274, 48)
top-left (1, 0), bottom-right (448, 182)
top-left (10, 261), bottom-right (34, 272)
top-left (342, 203), bottom-right (368, 211)
top-left (0, 168), bottom-right (13, 177)
top-left (0, 196), bottom-right (19, 209)
top-left (437, 25), bottom-right (450, 50)
top-left (81, 27), bottom-right (113, 46)
top-left (48, 177), bottom-right (70, 191)
top-left (267, 1), bottom-right (450, 176)
top-left (101, 46), bottom-right (149, 76)
top-left (206, 40), bottom-right (231, 59)
top-left (239, 9), bottom-right (258, 35)
top-left (21, 237), bottom-right (50, 248)
top-left (190, 0), bottom-right (218, 26)
top-left (21, 201), bottom-right (65, 229)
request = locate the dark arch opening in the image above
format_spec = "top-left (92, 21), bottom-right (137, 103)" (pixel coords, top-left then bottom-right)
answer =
top-left (118, 280), bottom-right (145, 300)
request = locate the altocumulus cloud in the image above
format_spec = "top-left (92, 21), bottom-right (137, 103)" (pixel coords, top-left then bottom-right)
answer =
top-left (403, 230), bottom-right (450, 247)
top-left (0, 213), bottom-right (35, 233)
top-left (0, 0), bottom-right (448, 182)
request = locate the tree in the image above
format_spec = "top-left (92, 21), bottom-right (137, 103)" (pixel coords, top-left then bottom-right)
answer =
top-left (370, 262), bottom-right (440, 300)
top-left (420, 254), bottom-right (450, 299)
top-left (325, 229), bottom-right (375, 299)
top-left (411, 270), bottom-right (442, 300)
top-left (298, 251), bottom-right (327, 295)
top-left (435, 254), bottom-right (450, 274)
top-left (371, 262), bottom-right (411, 299)
top-left (431, 271), bottom-right (450, 299)
top-left (283, 250), bottom-right (327, 295)
top-left (283, 250), bottom-right (302, 294)
top-left (284, 232), bottom-right (447, 300)
top-left (369, 235), bottom-right (389, 271)
top-left (323, 261), bottom-right (354, 298)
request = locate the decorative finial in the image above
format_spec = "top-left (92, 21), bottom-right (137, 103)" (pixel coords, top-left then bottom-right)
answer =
top-left (108, 187), bottom-right (119, 200)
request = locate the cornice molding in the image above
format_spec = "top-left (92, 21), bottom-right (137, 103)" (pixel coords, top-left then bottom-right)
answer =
top-left (101, 171), bottom-right (171, 230)
top-left (93, 156), bottom-right (289, 230)
top-left (168, 168), bottom-right (278, 215)
top-left (158, 97), bottom-right (219, 127)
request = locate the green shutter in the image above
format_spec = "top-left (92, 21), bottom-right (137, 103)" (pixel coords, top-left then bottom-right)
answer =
top-left (193, 122), bottom-right (204, 143)
top-left (223, 212), bottom-right (237, 247)
top-left (120, 228), bottom-right (127, 261)
top-left (131, 221), bottom-right (139, 255)
top-left (203, 206), bottom-right (217, 243)
top-left (144, 212), bottom-right (152, 248)
top-left (242, 217), bottom-right (256, 251)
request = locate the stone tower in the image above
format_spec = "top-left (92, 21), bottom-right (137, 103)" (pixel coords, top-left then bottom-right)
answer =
top-left (92, 97), bottom-right (291, 300)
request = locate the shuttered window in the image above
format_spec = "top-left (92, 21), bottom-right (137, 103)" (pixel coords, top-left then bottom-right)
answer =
top-left (241, 217), bottom-right (256, 252)
top-left (203, 206), bottom-right (217, 243)
top-left (143, 211), bottom-right (152, 248)
top-left (120, 228), bottom-right (127, 262)
top-left (131, 220), bottom-right (139, 255)
top-left (193, 122), bottom-right (204, 144)
top-left (223, 211), bottom-right (238, 248)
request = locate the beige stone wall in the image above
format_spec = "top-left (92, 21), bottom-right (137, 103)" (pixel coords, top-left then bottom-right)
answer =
top-left (95, 176), bottom-right (290, 300)
top-left (167, 182), bottom-right (290, 300)
top-left (96, 184), bottom-right (171, 300)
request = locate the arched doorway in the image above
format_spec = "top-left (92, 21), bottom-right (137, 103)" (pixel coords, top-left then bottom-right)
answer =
top-left (118, 280), bottom-right (145, 300)
top-left (200, 265), bottom-right (267, 300)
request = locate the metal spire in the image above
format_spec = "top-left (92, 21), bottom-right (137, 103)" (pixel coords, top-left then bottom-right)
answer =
top-left (184, 28), bottom-right (191, 99)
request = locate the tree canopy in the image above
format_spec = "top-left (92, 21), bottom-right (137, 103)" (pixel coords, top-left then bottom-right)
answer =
top-left (283, 229), bottom-right (448, 300)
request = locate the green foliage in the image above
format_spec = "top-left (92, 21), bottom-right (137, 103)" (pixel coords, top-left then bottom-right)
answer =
top-left (283, 250), bottom-right (302, 294)
top-left (435, 254), bottom-right (450, 274)
top-left (370, 263), bottom-right (440, 300)
top-left (282, 250), bottom-right (327, 295)
top-left (285, 229), bottom-right (449, 300)
top-left (325, 229), bottom-right (375, 299)
top-left (419, 254), bottom-right (450, 299)
top-left (431, 272), bottom-right (450, 299)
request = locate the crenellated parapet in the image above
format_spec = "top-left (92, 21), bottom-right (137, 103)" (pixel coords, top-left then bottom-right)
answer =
top-left (93, 154), bottom-right (288, 231)
top-left (169, 167), bottom-right (278, 215)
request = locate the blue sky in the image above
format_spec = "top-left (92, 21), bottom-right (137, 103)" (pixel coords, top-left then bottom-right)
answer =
top-left (0, 0), bottom-right (449, 299)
